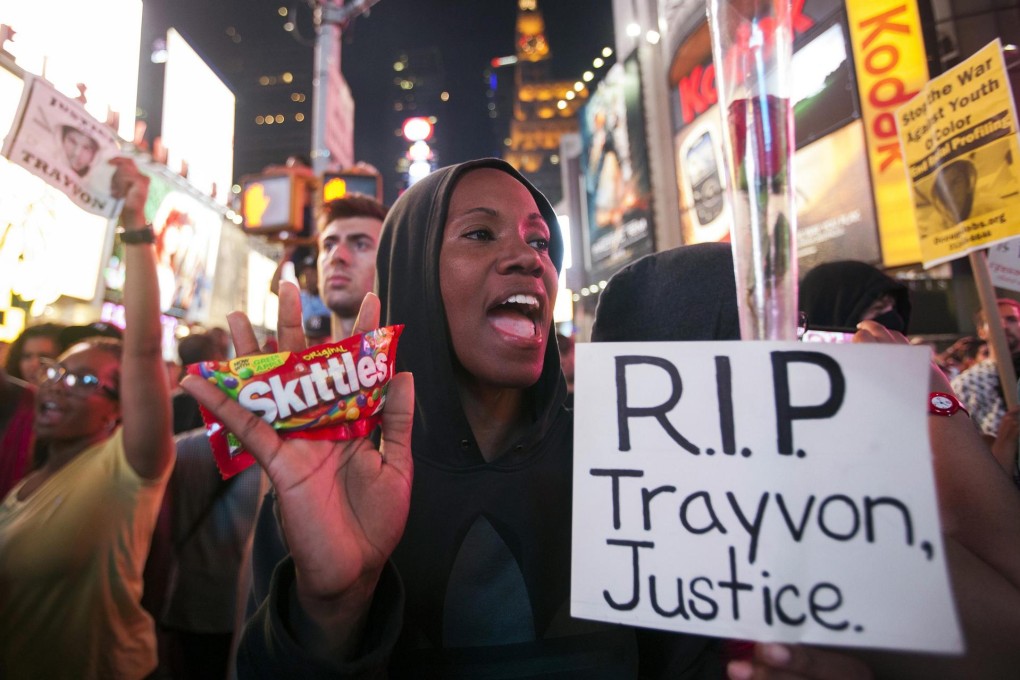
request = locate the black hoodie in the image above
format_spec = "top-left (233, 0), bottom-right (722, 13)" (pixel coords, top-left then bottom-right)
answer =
top-left (238, 160), bottom-right (721, 678)
top-left (798, 260), bottom-right (912, 333)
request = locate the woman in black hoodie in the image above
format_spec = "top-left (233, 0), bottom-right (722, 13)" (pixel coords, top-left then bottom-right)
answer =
top-left (184, 162), bottom-right (1020, 679)
top-left (184, 159), bottom-right (722, 677)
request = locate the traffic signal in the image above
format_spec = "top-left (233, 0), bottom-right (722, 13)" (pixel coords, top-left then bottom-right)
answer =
top-left (321, 169), bottom-right (382, 203)
top-left (239, 172), bottom-right (306, 234)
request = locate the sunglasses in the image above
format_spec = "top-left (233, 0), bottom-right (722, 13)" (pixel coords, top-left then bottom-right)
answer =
top-left (37, 358), bottom-right (119, 400)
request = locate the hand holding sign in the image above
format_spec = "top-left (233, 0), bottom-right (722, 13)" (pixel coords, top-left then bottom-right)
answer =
top-left (109, 157), bottom-right (150, 228)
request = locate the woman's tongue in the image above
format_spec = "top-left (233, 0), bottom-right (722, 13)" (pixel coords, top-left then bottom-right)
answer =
top-left (488, 308), bottom-right (536, 338)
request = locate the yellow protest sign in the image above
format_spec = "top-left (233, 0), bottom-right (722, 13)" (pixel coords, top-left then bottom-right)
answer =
top-left (897, 40), bottom-right (1020, 268)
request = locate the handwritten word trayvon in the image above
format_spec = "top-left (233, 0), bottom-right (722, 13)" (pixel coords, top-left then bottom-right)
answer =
top-left (571, 341), bottom-right (961, 653)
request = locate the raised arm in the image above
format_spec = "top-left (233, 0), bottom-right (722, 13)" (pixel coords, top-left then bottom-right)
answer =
top-left (111, 157), bottom-right (174, 480)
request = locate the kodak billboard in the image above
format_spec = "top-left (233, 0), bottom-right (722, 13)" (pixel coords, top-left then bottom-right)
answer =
top-left (845, 1), bottom-right (930, 266)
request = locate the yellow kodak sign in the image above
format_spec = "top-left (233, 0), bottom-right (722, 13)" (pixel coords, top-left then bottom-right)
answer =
top-left (846, 0), bottom-right (929, 267)
top-left (896, 40), bottom-right (1020, 268)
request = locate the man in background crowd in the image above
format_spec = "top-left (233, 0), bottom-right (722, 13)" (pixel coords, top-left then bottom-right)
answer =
top-left (951, 297), bottom-right (1020, 479)
top-left (316, 194), bottom-right (388, 338)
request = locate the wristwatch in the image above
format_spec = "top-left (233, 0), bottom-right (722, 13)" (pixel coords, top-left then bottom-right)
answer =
top-left (929, 392), bottom-right (969, 417)
top-left (117, 225), bottom-right (156, 245)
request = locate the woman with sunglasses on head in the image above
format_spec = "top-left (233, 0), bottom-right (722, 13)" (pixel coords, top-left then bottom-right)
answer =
top-left (0, 158), bottom-right (175, 679)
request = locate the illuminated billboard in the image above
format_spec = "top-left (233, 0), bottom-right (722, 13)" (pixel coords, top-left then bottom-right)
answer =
top-left (162, 28), bottom-right (235, 206)
top-left (667, 4), bottom-right (882, 269)
top-left (579, 54), bottom-right (656, 282)
top-left (103, 168), bottom-right (223, 321)
top-left (1, 1), bottom-right (141, 142)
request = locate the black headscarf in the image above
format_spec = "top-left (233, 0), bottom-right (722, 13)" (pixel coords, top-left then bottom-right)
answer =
top-left (799, 260), bottom-right (911, 332)
top-left (592, 242), bottom-right (741, 342)
top-left (375, 158), bottom-right (566, 467)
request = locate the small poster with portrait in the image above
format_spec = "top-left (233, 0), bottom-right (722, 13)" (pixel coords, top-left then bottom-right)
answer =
top-left (1, 74), bottom-right (122, 218)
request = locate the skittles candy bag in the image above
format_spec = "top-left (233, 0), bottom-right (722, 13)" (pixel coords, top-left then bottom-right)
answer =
top-left (187, 325), bottom-right (403, 478)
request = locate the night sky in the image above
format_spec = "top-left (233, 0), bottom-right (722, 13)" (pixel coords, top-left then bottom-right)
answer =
top-left (140, 0), bottom-right (615, 201)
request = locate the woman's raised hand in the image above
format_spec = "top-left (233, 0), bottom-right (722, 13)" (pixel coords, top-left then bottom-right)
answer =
top-left (181, 285), bottom-right (414, 654)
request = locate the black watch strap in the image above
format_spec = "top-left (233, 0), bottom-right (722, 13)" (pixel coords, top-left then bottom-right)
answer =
top-left (118, 225), bottom-right (156, 244)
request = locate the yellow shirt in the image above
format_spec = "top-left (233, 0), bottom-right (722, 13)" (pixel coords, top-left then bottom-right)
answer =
top-left (0, 429), bottom-right (171, 679)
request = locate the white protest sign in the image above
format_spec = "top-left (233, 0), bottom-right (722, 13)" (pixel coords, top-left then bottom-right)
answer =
top-left (2, 75), bottom-right (122, 218)
top-left (987, 237), bottom-right (1020, 293)
top-left (571, 341), bottom-right (962, 653)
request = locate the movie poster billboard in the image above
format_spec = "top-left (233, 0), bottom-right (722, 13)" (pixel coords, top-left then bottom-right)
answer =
top-left (669, 11), bottom-right (881, 269)
top-left (795, 121), bottom-right (880, 269)
top-left (897, 40), bottom-right (1020, 268)
top-left (103, 168), bottom-right (222, 321)
top-left (1, 75), bottom-right (123, 218)
top-left (579, 54), bottom-right (655, 282)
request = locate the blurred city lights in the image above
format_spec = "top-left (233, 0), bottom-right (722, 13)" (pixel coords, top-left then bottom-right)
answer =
top-left (593, 57), bottom-right (604, 68)
top-left (408, 140), bottom-right (431, 162)
top-left (602, 47), bottom-right (613, 57)
top-left (151, 38), bottom-right (168, 64)
top-left (408, 160), bottom-right (431, 184)
top-left (402, 116), bottom-right (432, 141)
top-left (277, 6), bottom-right (287, 16)
top-left (294, 112), bottom-right (304, 122)
top-left (557, 100), bottom-right (567, 109)
top-left (626, 23), bottom-right (641, 38)
top-left (582, 71), bottom-right (593, 82)
top-left (646, 30), bottom-right (660, 44)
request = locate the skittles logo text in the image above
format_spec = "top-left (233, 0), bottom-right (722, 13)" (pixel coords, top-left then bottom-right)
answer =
top-left (238, 352), bottom-right (390, 423)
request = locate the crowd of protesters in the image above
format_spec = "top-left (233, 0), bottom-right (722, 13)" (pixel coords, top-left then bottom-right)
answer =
top-left (1, 155), bottom-right (1019, 679)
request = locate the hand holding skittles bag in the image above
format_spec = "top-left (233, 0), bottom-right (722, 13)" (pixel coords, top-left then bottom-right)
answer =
top-left (187, 325), bottom-right (404, 478)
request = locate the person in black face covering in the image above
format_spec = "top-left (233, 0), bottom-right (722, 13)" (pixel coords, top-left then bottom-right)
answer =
top-left (798, 260), bottom-right (911, 333)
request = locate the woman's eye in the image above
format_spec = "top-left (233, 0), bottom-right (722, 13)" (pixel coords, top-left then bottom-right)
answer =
top-left (529, 238), bottom-right (550, 251)
top-left (464, 229), bottom-right (494, 241)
